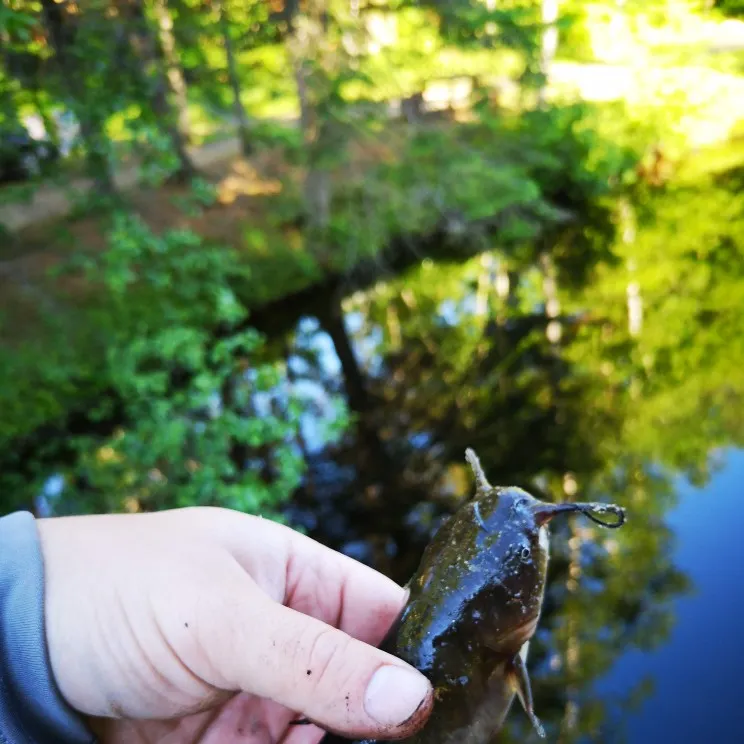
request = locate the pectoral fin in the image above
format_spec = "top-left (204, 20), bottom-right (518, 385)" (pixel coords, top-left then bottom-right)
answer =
top-left (505, 648), bottom-right (546, 738)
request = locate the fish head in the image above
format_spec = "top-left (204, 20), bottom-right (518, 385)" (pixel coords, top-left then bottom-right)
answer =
top-left (466, 481), bottom-right (625, 655)
top-left (465, 486), bottom-right (554, 653)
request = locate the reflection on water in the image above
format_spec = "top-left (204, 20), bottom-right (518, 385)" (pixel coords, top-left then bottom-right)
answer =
top-left (595, 450), bottom-right (744, 743)
top-left (278, 166), bottom-right (744, 742)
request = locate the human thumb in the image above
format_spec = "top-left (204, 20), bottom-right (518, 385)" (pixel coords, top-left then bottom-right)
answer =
top-left (204, 587), bottom-right (433, 739)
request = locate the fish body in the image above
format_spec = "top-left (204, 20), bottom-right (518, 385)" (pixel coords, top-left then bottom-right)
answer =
top-left (317, 449), bottom-right (625, 744)
top-left (362, 611), bottom-right (535, 744)
top-left (359, 465), bottom-right (551, 743)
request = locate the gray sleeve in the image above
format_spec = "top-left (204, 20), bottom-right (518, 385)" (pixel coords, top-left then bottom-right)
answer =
top-left (0, 512), bottom-right (96, 744)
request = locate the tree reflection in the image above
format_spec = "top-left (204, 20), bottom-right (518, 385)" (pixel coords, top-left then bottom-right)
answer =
top-left (300, 161), bottom-right (744, 741)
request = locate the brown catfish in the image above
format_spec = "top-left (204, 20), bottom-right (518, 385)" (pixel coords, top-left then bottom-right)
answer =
top-left (296, 448), bottom-right (626, 743)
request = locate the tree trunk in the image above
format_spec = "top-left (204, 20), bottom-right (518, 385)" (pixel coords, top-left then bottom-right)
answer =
top-left (78, 115), bottom-right (114, 191)
top-left (293, 55), bottom-right (331, 228)
top-left (152, 0), bottom-right (191, 143)
top-left (288, 0), bottom-right (332, 232)
top-left (538, 0), bottom-right (559, 105)
top-left (318, 297), bottom-right (370, 417)
top-left (553, 473), bottom-right (582, 744)
top-left (619, 198), bottom-right (643, 338)
top-left (316, 295), bottom-right (391, 478)
top-left (217, 0), bottom-right (252, 156)
top-left (475, 251), bottom-right (494, 320)
top-left (541, 252), bottom-right (562, 344)
top-left (385, 303), bottom-right (402, 351)
top-left (122, 0), bottom-right (195, 181)
top-left (40, 0), bottom-right (115, 193)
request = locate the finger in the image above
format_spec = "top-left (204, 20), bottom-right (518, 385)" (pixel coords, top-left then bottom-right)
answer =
top-left (208, 511), bottom-right (407, 644)
top-left (281, 721), bottom-right (327, 744)
top-left (196, 694), bottom-right (277, 744)
top-left (282, 527), bottom-right (406, 645)
top-left (197, 573), bottom-right (432, 740)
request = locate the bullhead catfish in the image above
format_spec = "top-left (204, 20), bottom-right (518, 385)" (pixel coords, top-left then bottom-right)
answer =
top-left (297, 448), bottom-right (626, 743)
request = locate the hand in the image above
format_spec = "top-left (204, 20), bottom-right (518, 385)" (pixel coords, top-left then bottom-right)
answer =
top-left (37, 507), bottom-right (433, 743)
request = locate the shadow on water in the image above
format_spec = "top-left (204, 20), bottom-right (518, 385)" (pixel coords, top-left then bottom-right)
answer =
top-left (275, 163), bottom-right (744, 742)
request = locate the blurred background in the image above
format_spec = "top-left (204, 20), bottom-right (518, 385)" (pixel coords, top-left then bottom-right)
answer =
top-left (2, 0), bottom-right (744, 741)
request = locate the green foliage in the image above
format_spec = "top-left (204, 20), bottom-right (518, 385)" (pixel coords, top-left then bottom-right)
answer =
top-left (65, 329), bottom-right (305, 516)
top-left (567, 172), bottom-right (744, 478)
top-left (128, 122), bottom-right (183, 186)
top-left (170, 175), bottom-right (218, 215)
top-left (41, 214), bottom-right (324, 518)
top-left (421, 0), bottom-right (542, 58)
top-left (0, 4), bottom-right (35, 39)
top-left (1, 7), bottom-right (743, 734)
top-left (716, 0), bottom-right (744, 16)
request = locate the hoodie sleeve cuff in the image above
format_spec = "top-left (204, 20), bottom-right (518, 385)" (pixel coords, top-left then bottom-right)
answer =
top-left (0, 511), bottom-right (96, 744)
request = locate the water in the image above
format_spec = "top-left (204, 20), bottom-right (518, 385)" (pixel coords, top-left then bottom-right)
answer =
top-left (284, 265), bottom-right (744, 744)
top-left (594, 449), bottom-right (744, 743)
top-left (281, 164), bottom-right (744, 742)
top-left (288, 284), bottom-right (744, 744)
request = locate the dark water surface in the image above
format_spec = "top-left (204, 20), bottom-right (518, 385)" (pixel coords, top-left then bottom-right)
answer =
top-left (301, 301), bottom-right (744, 744)
top-left (286, 166), bottom-right (744, 743)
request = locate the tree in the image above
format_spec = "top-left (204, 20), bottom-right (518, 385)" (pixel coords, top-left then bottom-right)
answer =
top-left (215, 0), bottom-right (252, 155)
top-left (40, 0), bottom-right (116, 192)
top-left (116, 0), bottom-right (196, 180)
top-left (152, 0), bottom-right (192, 143)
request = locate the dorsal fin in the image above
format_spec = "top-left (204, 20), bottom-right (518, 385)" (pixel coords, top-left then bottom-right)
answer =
top-left (465, 448), bottom-right (492, 496)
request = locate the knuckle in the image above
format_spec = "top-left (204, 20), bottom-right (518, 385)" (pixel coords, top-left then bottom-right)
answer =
top-left (301, 625), bottom-right (357, 693)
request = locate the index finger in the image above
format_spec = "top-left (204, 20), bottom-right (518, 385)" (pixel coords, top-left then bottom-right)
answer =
top-left (202, 508), bottom-right (408, 646)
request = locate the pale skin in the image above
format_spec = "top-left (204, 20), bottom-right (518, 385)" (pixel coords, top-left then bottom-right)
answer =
top-left (36, 507), bottom-right (434, 744)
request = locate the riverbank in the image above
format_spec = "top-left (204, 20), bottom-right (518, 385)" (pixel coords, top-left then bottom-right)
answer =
top-left (5, 3), bottom-right (744, 236)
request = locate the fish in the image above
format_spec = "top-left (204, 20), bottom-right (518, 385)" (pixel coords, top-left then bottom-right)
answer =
top-left (296, 448), bottom-right (626, 743)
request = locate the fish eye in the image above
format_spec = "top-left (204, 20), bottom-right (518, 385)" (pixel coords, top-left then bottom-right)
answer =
top-left (519, 546), bottom-right (531, 562)
top-left (515, 498), bottom-right (528, 508)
